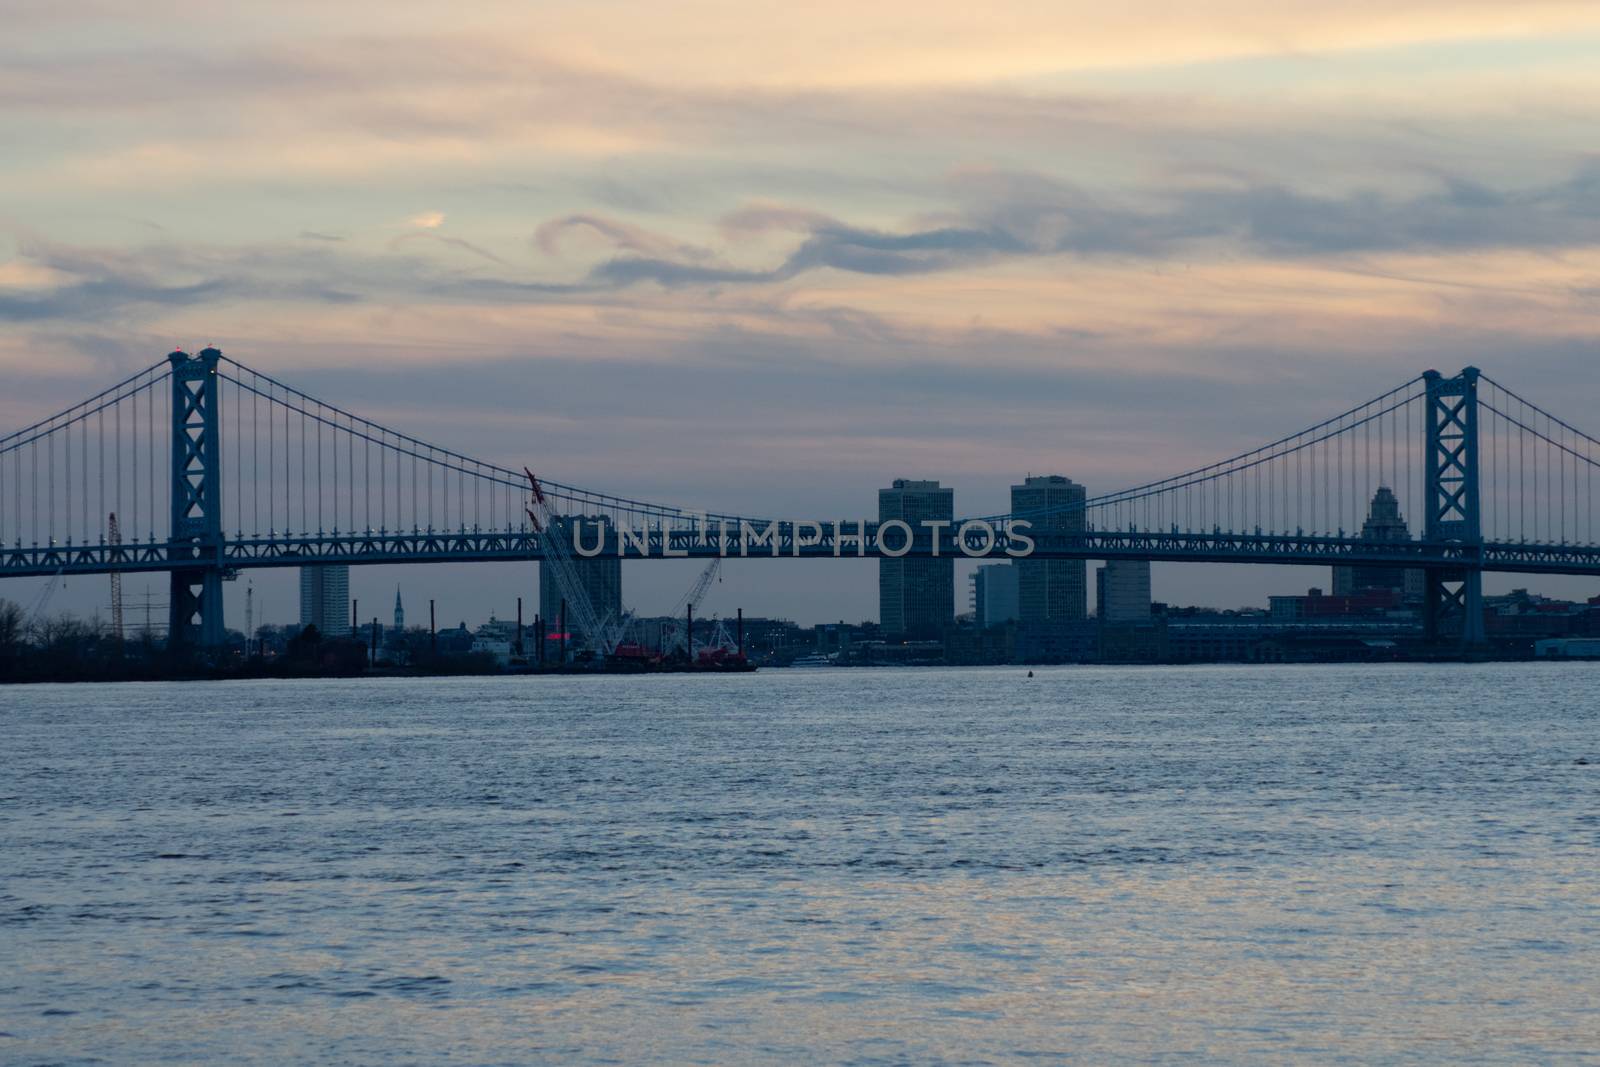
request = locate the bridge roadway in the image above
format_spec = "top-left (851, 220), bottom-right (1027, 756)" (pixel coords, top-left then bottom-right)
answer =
top-left (5, 523), bottom-right (1600, 580)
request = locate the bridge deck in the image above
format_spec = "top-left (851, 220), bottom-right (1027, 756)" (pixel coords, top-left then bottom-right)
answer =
top-left (5, 527), bottom-right (1599, 579)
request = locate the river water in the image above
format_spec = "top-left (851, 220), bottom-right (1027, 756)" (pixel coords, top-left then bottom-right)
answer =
top-left (2, 665), bottom-right (1597, 1064)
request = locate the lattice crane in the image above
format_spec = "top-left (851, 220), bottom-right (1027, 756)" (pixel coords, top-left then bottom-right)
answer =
top-left (660, 557), bottom-right (721, 655)
top-left (107, 512), bottom-right (124, 644)
top-left (524, 468), bottom-right (624, 656)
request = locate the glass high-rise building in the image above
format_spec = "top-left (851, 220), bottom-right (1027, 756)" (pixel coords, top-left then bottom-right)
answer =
top-left (1011, 475), bottom-right (1087, 622)
top-left (1096, 560), bottom-right (1152, 622)
top-left (298, 564), bottom-right (351, 637)
top-left (878, 479), bottom-right (954, 639)
top-left (540, 515), bottom-right (623, 646)
top-left (971, 563), bottom-right (1020, 629)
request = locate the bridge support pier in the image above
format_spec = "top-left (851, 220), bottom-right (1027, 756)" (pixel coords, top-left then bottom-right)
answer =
top-left (1422, 569), bottom-right (1485, 648)
top-left (1421, 368), bottom-right (1486, 651)
top-left (169, 567), bottom-right (225, 649)
top-left (167, 347), bottom-right (227, 651)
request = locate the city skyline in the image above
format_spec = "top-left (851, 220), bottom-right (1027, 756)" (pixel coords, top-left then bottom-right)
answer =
top-left (6, 3), bottom-right (1600, 624)
top-left (11, 460), bottom-right (1600, 635)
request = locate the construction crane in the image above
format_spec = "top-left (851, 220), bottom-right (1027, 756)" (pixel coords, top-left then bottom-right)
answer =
top-left (107, 512), bottom-right (124, 644)
top-left (660, 557), bottom-right (722, 655)
top-left (25, 568), bottom-right (65, 629)
top-left (524, 468), bottom-right (624, 657)
top-left (707, 617), bottom-right (739, 653)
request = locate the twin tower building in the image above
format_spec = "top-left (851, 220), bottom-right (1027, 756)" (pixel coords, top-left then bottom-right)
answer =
top-left (880, 475), bottom-right (1150, 640)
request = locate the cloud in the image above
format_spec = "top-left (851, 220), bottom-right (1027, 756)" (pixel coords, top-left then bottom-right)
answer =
top-left (9, 3), bottom-right (1600, 94)
top-left (390, 231), bottom-right (507, 265)
top-left (0, 276), bottom-right (233, 323)
top-left (557, 165), bottom-right (1600, 291)
top-left (569, 205), bottom-right (1036, 289)
top-left (0, 238), bottom-right (453, 323)
top-left (8, 161), bottom-right (1600, 332)
top-left (534, 215), bottom-right (706, 260)
top-left (409, 211), bottom-right (446, 229)
top-left (7, 26), bottom-right (1593, 193)
top-left (719, 204), bottom-right (838, 238)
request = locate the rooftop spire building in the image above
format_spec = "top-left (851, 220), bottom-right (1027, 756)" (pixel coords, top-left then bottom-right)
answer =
top-left (1332, 486), bottom-right (1424, 602)
top-left (394, 586), bottom-right (405, 633)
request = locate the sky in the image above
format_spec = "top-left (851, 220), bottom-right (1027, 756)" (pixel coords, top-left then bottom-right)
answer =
top-left (4, 1), bottom-right (1600, 628)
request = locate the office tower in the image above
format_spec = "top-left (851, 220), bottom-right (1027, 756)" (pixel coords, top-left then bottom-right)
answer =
top-left (879, 479), bottom-right (954, 639)
top-left (971, 563), bottom-right (1020, 629)
top-left (1096, 559), bottom-right (1152, 622)
top-left (1332, 487), bottom-right (1424, 601)
top-left (540, 514), bottom-right (623, 645)
top-left (298, 564), bottom-right (351, 637)
top-left (1011, 475), bottom-right (1087, 621)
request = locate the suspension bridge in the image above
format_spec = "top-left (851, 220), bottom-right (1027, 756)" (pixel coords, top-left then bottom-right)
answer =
top-left (4, 349), bottom-right (1600, 650)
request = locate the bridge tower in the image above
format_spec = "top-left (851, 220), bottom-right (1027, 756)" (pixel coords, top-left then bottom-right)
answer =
top-left (1421, 367), bottom-right (1486, 650)
top-left (167, 347), bottom-right (227, 650)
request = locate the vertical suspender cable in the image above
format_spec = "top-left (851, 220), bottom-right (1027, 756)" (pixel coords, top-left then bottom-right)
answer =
top-left (133, 385), bottom-right (140, 543)
top-left (235, 373), bottom-right (242, 537)
top-left (268, 380), bottom-right (275, 534)
top-left (1405, 397), bottom-right (1412, 531)
top-left (282, 398), bottom-right (290, 537)
top-left (252, 374), bottom-right (259, 536)
top-left (300, 401), bottom-right (307, 535)
top-left (1548, 413), bottom-right (1555, 542)
top-left (98, 408), bottom-right (104, 542)
top-left (48, 419), bottom-right (55, 544)
top-left (64, 408), bottom-right (73, 543)
top-left (1363, 410), bottom-right (1371, 521)
top-left (163, 371), bottom-right (171, 541)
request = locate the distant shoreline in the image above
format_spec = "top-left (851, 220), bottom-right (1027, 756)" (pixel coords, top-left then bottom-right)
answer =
top-left (4, 654), bottom-right (1586, 686)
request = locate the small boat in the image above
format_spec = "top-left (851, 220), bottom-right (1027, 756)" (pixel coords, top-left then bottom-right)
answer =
top-left (788, 654), bottom-right (835, 668)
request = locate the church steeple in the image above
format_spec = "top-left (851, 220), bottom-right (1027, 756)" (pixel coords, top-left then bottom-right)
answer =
top-left (393, 586), bottom-right (405, 632)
